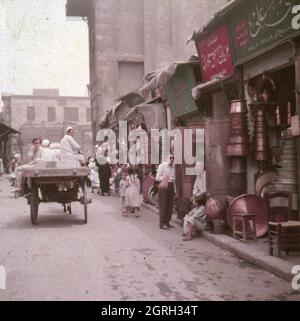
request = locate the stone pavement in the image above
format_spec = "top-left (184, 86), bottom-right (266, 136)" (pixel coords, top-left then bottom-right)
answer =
top-left (142, 203), bottom-right (300, 282)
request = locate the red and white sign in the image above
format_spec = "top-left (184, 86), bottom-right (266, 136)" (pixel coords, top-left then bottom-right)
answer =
top-left (235, 21), bottom-right (249, 48)
top-left (197, 26), bottom-right (234, 82)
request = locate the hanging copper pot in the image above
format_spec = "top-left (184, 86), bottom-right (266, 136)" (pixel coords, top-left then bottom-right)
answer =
top-left (230, 114), bottom-right (247, 120)
top-left (229, 136), bottom-right (249, 144)
top-left (255, 151), bottom-right (269, 161)
top-left (226, 144), bottom-right (249, 156)
top-left (230, 100), bottom-right (248, 114)
top-left (253, 134), bottom-right (269, 140)
top-left (253, 135), bottom-right (269, 142)
top-left (255, 146), bottom-right (269, 152)
top-left (256, 109), bottom-right (266, 116)
top-left (254, 128), bottom-right (268, 133)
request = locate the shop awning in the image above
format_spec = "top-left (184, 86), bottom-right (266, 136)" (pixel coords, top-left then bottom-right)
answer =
top-left (141, 56), bottom-right (199, 99)
top-left (113, 93), bottom-right (145, 117)
top-left (192, 76), bottom-right (228, 100)
top-left (0, 122), bottom-right (19, 138)
top-left (126, 103), bottom-right (166, 130)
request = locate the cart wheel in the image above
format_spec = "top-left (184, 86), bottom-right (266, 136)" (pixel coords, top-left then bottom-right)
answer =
top-left (82, 180), bottom-right (88, 224)
top-left (30, 184), bottom-right (39, 225)
top-left (67, 203), bottom-right (72, 215)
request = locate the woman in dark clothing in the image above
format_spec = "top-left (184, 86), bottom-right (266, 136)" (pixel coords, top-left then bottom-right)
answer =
top-left (96, 156), bottom-right (112, 196)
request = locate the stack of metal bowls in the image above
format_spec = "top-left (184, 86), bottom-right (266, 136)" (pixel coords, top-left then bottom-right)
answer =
top-left (253, 109), bottom-right (269, 161)
top-left (226, 100), bottom-right (249, 196)
top-left (273, 130), bottom-right (298, 211)
top-left (226, 100), bottom-right (249, 157)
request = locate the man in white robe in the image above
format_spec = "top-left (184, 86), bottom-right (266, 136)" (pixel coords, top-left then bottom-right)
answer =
top-left (60, 127), bottom-right (85, 165)
top-left (40, 139), bottom-right (57, 162)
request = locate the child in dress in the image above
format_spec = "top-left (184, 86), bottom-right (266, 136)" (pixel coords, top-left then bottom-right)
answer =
top-left (124, 167), bottom-right (141, 217)
top-left (89, 160), bottom-right (100, 194)
top-left (119, 173), bottom-right (127, 216)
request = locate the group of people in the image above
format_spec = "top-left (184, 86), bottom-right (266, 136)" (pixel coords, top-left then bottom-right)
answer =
top-left (6, 125), bottom-right (208, 241)
top-left (85, 137), bottom-right (143, 217)
top-left (8, 126), bottom-right (84, 194)
top-left (156, 154), bottom-right (208, 241)
top-left (87, 156), bottom-right (142, 217)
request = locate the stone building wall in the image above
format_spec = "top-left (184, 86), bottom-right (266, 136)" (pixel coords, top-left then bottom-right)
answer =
top-left (2, 89), bottom-right (93, 159)
top-left (67, 0), bottom-right (229, 140)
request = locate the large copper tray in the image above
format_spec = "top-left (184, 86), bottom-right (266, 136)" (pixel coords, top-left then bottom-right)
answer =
top-left (227, 194), bottom-right (269, 238)
top-left (142, 173), bottom-right (155, 203)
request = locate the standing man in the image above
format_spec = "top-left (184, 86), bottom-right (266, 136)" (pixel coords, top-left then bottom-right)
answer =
top-left (95, 148), bottom-right (112, 196)
top-left (60, 127), bottom-right (85, 165)
top-left (0, 158), bottom-right (4, 176)
top-left (156, 154), bottom-right (177, 229)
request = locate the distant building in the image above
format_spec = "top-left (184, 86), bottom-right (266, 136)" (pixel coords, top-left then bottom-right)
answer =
top-left (2, 89), bottom-right (92, 161)
top-left (66, 0), bottom-right (228, 142)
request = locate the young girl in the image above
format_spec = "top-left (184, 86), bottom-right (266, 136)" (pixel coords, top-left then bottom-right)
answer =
top-left (89, 160), bottom-right (100, 194)
top-left (119, 173), bottom-right (127, 215)
top-left (124, 167), bottom-right (141, 217)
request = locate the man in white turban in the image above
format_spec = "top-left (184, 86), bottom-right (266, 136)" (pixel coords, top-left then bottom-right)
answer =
top-left (60, 127), bottom-right (85, 165)
top-left (192, 162), bottom-right (206, 197)
top-left (177, 162), bottom-right (207, 224)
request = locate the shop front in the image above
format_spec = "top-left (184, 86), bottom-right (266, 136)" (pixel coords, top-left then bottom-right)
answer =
top-left (191, 21), bottom-right (241, 223)
top-left (228, 0), bottom-right (300, 221)
top-left (191, 0), bottom-right (300, 239)
top-left (125, 100), bottom-right (167, 205)
top-left (162, 60), bottom-right (205, 201)
top-left (0, 122), bottom-right (19, 170)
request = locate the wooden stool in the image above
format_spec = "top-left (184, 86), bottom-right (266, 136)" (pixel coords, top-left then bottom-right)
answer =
top-left (269, 221), bottom-right (300, 257)
top-left (232, 213), bottom-right (257, 242)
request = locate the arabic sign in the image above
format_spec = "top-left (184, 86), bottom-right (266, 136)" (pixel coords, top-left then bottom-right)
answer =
top-left (231, 0), bottom-right (300, 64)
top-left (196, 25), bottom-right (234, 82)
top-left (164, 65), bottom-right (198, 118)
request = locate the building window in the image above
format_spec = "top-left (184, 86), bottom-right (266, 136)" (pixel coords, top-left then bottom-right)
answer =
top-left (48, 107), bottom-right (56, 122)
top-left (64, 108), bottom-right (79, 122)
top-left (86, 108), bottom-right (91, 122)
top-left (27, 106), bottom-right (35, 122)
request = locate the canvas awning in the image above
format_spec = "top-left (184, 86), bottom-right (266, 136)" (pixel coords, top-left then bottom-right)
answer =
top-left (126, 103), bottom-right (166, 130)
top-left (0, 122), bottom-right (19, 138)
top-left (191, 76), bottom-right (233, 100)
top-left (141, 56), bottom-right (199, 99)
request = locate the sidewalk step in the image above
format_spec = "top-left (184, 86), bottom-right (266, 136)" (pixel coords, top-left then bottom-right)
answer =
top-left (142, 202), bottom-right (295, 281)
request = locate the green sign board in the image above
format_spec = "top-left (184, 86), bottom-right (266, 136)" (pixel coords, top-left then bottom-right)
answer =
top-left (164, 65), bottom-right (198, 118)
top-left (230, 0), bottom-right (300, 64)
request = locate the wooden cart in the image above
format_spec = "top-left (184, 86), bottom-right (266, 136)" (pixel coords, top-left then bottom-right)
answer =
top-left (23, 166), bottom-right (91, 225)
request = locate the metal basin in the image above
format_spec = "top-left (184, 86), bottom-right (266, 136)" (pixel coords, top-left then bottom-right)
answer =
top-left (227, 194), bottom-right (269, 238)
